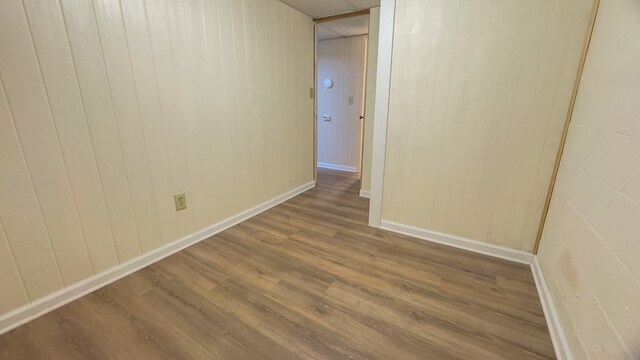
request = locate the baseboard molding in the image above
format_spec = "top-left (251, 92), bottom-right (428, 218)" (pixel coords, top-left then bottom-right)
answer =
top-left (531, 258), bottom-right (573, 360)
top-left (380, 220), bottom-right (534, 265)
top-left (359, 189), bottom-right (370, 198)
top-left (0, 181), bottom-right (316, 336)
top-left (380, 219), bottom-right (571, 359)
top-left (317, 162), bottom-right (358, 173)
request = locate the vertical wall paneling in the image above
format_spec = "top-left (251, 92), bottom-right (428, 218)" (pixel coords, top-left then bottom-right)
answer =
top-left (360, 7), bottom-right (380, 193)
top-left (0, 0), bottom-right (93, 285)
top-left (0, 220), bottom-right (28, 314)
top-left (381, 0), bottom-right (593, 251)
top-left (0, 0), bottom-right (313, 317)
top-left (165, 0), bottom-right (199, 234)
top-left (92, 0), bottom-right (163, 253)
top-left (201, 0), bottom-right (227, 223)
top-left (216, 0), bottom-right (242, 217)
top-left (252, 0), bottom-right (268, 195)
top-left (231, 0), bottom-right (253, 208)
top-left (173, 0), bottom-right (201, 232)
top-left (533, 0), bottom-right (601, 254)
top-left (538, 0), bottom-right (640, 356)
top-left (275, 4), bottom-right (285, 189)
top-left (60, 0), bottom-right (142, 262)
top-left (282, 5), bottom-right (292, 190)
top-left (242, 0), bottom-right (263, 203)
top-left (0, 78), bottom-right (63, 301)
top-left (119, 0), bottom-right (179, 244)
top-left (143, 0), bottom-right (185, 237)
top-left (295, 8), bottom-right (311, 187)
top-left (265, 0), bottom-right (279, 193)
top-left (22, 0), bottom-right (119, 273)
top-left (184, 0), bottom-right (209, 230)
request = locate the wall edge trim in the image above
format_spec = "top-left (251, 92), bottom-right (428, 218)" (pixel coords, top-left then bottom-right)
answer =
top-left (531, 257), bottom-right (574, 360)
top-left (380, 219), bottom-right (572, 360)
top-left (0, 181), bottom-right (316, 335)
top-left (317, 162), bottom-right (358, 173)
top-left (380, 220), bottom-right (534, 264)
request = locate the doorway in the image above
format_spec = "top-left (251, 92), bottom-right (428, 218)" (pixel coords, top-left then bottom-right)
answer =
top-left (314, 13), bottom-right (369, 185)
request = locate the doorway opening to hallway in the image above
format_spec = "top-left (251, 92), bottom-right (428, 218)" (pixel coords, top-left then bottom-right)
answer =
top-left (314, 13), bottom-right (370, 195)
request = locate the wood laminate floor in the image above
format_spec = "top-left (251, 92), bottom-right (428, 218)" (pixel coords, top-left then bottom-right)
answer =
top-left (0, 169), bottom-right (555, 359)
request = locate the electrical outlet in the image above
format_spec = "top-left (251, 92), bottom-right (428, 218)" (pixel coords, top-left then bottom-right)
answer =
top-left (174, 193), bottom-right (187, 211)
top-left (348, 96), bottom-right (354, 105)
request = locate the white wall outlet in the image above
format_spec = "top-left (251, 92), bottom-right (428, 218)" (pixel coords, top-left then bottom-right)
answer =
top-left (174, 193), bottom-right (187, 211)
top-left (348, 96), bottom-right (354, 105)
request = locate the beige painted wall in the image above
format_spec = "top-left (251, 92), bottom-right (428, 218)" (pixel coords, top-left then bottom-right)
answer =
top-left (0, 0), bottom-right (313, 316)
top-left (538, 0), bottom-right (640, 357)
top-left (360, 7), bottom-right (379, 193)
top-left (381, 0), bottom-right (594, 251)
top-left (317, 36), bottom-right (367, 172)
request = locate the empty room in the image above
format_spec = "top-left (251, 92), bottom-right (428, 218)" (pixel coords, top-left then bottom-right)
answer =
top-left (0, 0), bottom-right (637, 359)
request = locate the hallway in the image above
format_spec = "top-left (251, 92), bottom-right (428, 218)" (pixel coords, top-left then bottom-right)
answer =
top-left (0, 169), bottom-right (554, 359)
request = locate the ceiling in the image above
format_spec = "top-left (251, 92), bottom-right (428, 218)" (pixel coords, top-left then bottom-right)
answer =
top-left (279, 0), bottom-right (380, 19)
top-left (317, 15), bottom-right (370, 40)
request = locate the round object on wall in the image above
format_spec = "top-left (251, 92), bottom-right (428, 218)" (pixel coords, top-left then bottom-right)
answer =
top-left (323, 78), bottom-right (334, 89)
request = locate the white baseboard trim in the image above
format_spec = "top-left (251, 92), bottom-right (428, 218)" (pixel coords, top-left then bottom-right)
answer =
top-left (359, 189), bottom-right (370, 198)
top-left (0, 181), bottom-right (316, 336)
top-left (380, 220), bottom-right (534, 265)
top-left (380, 219), bottom-right (571, 360)
top-left (317, 162), bottom-right (357, 173)
top-left (531, 257), bottom-right (573, 360)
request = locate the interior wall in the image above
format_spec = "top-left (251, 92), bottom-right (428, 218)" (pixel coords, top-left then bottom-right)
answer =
top-left (0, 0), bottom-right (313, 316)
top-left (317, 35), bottom-right (367, 172)
top-left (538, 0), bottom-right (640, 356)
top-left (381, 0), bottom-right (594, 251)
top-left (360, 7), bottom-right (380, 193)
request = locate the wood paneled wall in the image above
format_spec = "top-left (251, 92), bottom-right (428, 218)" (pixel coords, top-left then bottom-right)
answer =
top-left (316, 36), bottom-right (367, 172)
top-left (360, 7), bottom-right (380, 192)
top-left (538, 0), bottom-right (640, 356)
top-left (381, 0), bottom-right (594, 251)
top-left (0, 0), bottom-right (313, 315)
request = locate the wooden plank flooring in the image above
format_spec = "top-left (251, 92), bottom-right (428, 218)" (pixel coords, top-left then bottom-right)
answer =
top-left (0, 169), bottom-right (555, 359)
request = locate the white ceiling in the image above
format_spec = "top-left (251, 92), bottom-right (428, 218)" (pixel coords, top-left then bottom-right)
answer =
top-left (317, 15), bottom-right (370, 41)
top-left (279, 0), bottom-right (380, 19)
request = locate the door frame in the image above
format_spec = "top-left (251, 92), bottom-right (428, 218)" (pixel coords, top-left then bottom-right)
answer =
top-left (312, 10), bottom-right (371, 179)
top-left (367, 0), bottom-right (395, 227)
